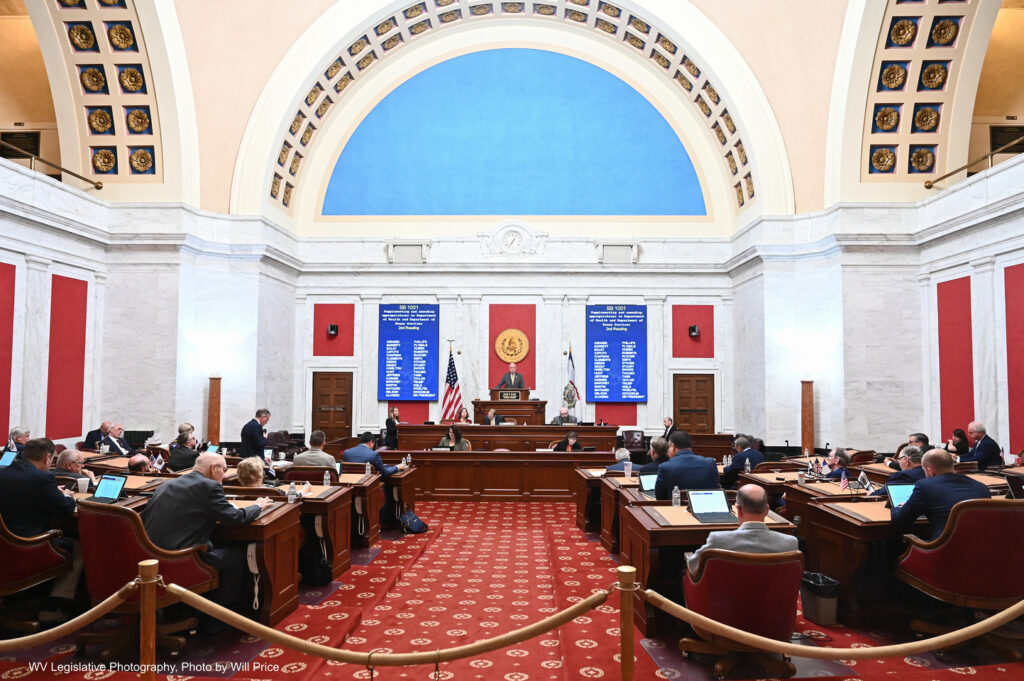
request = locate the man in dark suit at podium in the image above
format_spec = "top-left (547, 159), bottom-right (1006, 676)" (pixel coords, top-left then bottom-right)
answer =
top-left (495, 362), bottom-right (525, 390)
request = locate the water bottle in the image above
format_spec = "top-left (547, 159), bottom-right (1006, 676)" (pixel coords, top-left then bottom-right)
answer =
top-left (287, 482), bottom-right (297, 504)
top-left (408, 453), bottom-right (413, 464)
top-left (744, 457), bottom-right (751, 473)
top-left (322, 470), bottom-right (331, 487)
top-left (365, 461), bottom-right (372, 476)
top-left (671, 486), bottom-right (681, 507)
top-left (624, 461), bottom-right (633, 478)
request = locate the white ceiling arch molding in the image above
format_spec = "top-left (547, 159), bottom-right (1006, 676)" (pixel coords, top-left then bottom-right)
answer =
top-left (231, 0), bottom-right (795, 236)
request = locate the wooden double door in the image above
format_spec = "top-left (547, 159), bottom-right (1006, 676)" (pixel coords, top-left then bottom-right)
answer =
top-left (672, 373), bottom-right (714, 433)
top-left (311, 372), bottom-right (353, 442)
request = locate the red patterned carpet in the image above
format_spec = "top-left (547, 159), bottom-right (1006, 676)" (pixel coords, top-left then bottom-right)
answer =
top-left (3, 500), bottom-right (1024, 680)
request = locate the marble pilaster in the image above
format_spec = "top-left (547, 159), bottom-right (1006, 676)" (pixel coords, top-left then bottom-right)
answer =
top-left (645, 294), bottom-right (667, 433)
top-left (971, 257), bottom-right (1000, 437)
top-left (358, 294), bottom-right (381, 432)
top-left (21, 256), bottom-right (52, 433)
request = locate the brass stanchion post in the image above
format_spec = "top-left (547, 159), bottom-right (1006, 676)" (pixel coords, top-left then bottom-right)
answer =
top-left (138, 559), bottom-right (159, 681)
top-left (617, 565), bottom-right (636, 681)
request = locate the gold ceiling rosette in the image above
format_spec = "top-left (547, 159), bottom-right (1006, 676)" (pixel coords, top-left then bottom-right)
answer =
top-left (127, 109), bottom-right (150, 133)
top-left (88, 109), bottom-right (113, 134)
top-left (915, 107), bottom-right (939, 132)
top-left (911, 148), bottom-right (935, 172)
top-left (92, 149), bottom-right (116, 173)
top-left (130, 148), bottom-right (154, 173)
top-left (871, 148), bottom-right (896, 173)
top-left (890, 19), bottom-right (917, 46)
top-left (921, 63), bottom-right (948, 89)
top-left (874, 107), bottom-right (900, 132)
top-left (119, 67), bottom-right (145, 92)
top-left (80, 68), bottom-right (106, 93)
top-left (881, 64), bottom-right (907, 90)
top-left (69, 24), bottom-right (96, 50)
top-left (108, 24), bottom-right (135, 50)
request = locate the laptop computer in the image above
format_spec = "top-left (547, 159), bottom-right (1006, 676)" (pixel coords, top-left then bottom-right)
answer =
top-left (686, 489), bottom-right (738, 524)
top-left (0, 450), bottom-right (16, 467)
top-left (638, 474), bottom-right (657, 498)
top-left (206, 444), bottom-right (219, 454)
top-left (87, 474), bottom-right (128, 503)
top-left (886, 483), bottom-right (915, 509)
top-left (1006, 474), bottom-right (1024, 500)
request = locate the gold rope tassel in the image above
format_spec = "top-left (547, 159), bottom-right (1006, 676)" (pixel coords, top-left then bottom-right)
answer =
top-left (643, 588), bottom-right (1024, 660)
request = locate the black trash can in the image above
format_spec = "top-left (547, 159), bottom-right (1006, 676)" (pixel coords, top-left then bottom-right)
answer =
top-left (800, 572), bottom-right (839, 626)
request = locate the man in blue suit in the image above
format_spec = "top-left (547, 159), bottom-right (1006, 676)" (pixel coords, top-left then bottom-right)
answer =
top-left (83, 421), bottom-right (111, 450)
top-left (961, 421), bottom-right (1002, 471)
top-left (240, 408), bottom-right (271, 458)
top-left (891, 449), bottom-right (991, 539)
top-left (871, 445), bottom-right (926, 495)
top-left (343, 432), bottom-right (406, 477)
top-left (721, 435), bottom-right (764, 488)
top-left (654, 431), bottom-right (720, 500)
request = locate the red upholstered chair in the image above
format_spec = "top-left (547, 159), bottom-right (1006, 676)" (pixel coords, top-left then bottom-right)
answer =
top-left (680, 549), bottom-right (804, 678)
top-left (896, 498), bottom-right (1024, 655)
top-left (75, 441), bottom-right (87, 451)
top-left (0, 514), bottom-right (72, 633)
top-left (282, 465), bottom-right (338, 483)
top-left (76, 499), bottom-right (218, 657)
top-left (848, 450), bottom-right (876, 465)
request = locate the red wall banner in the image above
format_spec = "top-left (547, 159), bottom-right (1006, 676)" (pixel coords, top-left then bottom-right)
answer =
top-left (0, 263), bottom-right (15, 439)
top-left (488, 304), bottom-right (536, 390)
top-left (46, 275), bottom-right (88, 439)
top-left (936, 277), bottom-right (974, 442)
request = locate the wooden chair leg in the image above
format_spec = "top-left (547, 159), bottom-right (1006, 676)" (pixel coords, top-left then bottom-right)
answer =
top-left (679, 637), bottom-right (726, 656)
top-left (751, 652), bottom-right (797, 678)
top-left (712, 652), bottom-right (739, 679)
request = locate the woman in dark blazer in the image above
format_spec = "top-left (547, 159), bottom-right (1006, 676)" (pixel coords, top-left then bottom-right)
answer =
top-left (553, 431), bottom-right (580, 452)
top-left (384, 406), bottom-right (400, 450)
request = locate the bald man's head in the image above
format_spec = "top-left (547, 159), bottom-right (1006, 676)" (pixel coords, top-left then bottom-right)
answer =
top-left (736, 484), bottom-right (769, 518)
top-left (195, 452), bottom-right (227, 481)
top-left (922, 449), bottom-right (954, 476)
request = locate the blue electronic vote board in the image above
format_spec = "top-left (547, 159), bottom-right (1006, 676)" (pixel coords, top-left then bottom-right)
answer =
top-left (586, 305), bottom-right (647, 402)
top-left (378, 304), bottom-right (439, 400)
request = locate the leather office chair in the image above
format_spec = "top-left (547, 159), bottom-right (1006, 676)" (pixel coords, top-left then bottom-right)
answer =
top-left (753, 461), bottom-right (806, 472)
top-left (622, 429), bottom-right (646, 464)
top-left (0, 514), bottom-right (72, 633)
top-left (76, 499), bottom-right (219, 657)
top-left (848, 450), bottom-right (876, 465)
top-left (281, 466), bottom-right (338, 483)
top-left (896, 498), bottom-right (1024, 656)
top-left (680, 549), bottom-right (804, 679)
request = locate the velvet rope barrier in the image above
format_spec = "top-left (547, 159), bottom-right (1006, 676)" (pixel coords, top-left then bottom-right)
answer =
top-left (642, 588), bottom-right (1024, 659)
top-left (0, 581), bottom-right (139, 652)
top-left (165, 582), bottom-right (610, 666)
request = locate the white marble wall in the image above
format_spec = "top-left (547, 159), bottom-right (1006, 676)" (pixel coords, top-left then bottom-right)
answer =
top-left (3, 155), bottom-right (1024, 451)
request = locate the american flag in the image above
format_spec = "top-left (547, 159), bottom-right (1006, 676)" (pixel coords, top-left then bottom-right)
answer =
top-left (441, 350), bottom-right (463, 421)
top-left (839, 469), bottom-right (849, 492)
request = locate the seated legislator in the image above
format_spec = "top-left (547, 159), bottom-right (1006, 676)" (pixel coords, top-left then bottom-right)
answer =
top-left (887, 432), bottom-right (930, 470)
top-left (961, 421), bottom-right (1002, 471)
top-left (167, 432), bottom-right (200, 472)
top-left (437, 425), bottom-right (472, 452)
top-left (4, 426), bottom-right (31, 455)
top-left (824, 448), bottom-right (851, 479)
top-left (128, 454), bottom-right (154, 473)
top-left (605, 448), bottom-right (632, 471)
top-left (345, 432), bottom-right (408, 476)
top-left (102, 423), bottom-right (137, 456)
top-left (654, 431), bottom-right (720, 500)
top-left (144, 453), bottom-right (271, 610)
top-left (483, 408), bottom-right (505, 426)
top-left (168, 422), bottom-right (195, 455)
top-left (293, 430), bottom-right (336, 468)
top-left (54, 449), bottom-right (98, 487)
top-left (639, 436), bottom-right (670, 474)
top-left (383, 407), bottom-right (400, 450)
top-left (686, 484), bottom-right (799, 572)
top-left (455, 407), bottom-right (473, 424)
top-left (241, 408), bottom-right (271, 458)
top-left (721, 436), bottom-right (764, 488)
top-left (870, 445), bottom-right (926, 495)
top-left (554, 431), bottom-right (582, 453)
top-left (943, 428), bottom-right (970, 458)
top-left (494, 362), bottom-right (525, 390)
top-left (891, 449), bottom-right (991, 540)
top-left (0, 438), bottom-right (82, 622)
top-left (550, 407), bottom-right (578, 425)
top-left (237, 457), bottom-right (306, 492)
top-left (83, 421), bottom-right (111, 451)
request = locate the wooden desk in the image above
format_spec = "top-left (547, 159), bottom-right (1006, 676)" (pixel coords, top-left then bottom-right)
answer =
top-left (600, 476), bottom-right (640, 553)
top-left (800, 498), bottom-right (928, 626)
top-left (573, 468), bottom-right (607, 532)
top-left (394, 424), bottom-right (618, 452)
top-left (296, 485), bottom-right (353, 580)
top-left (619, 503), bottom-right (795, 635)
top-left (381, 450), bottom-right (616, 501)
top-left (472, 397), bottom-right (547, 425)
top-left (217, 500), bottom-right (301, 626)
top-left (850, 462), bottom-right (898, 484)
top-left (338, 472), bottom-right (382, 548)
top-left (380, 466), bottom-right (418, 529)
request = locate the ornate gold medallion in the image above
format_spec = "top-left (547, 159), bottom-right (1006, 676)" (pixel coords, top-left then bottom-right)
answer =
top-left (890, 19), bottom-right (917, 46)
top-left (108, 24), bottom-right (134, 49)
top-left (92, 149), bottom-right (116, 173)
top-left (119, 67), bottom-right (144, 92)
top-left (495, 329), bottom-right (530, 363)
top-left (932, 19), bottom-right (957, 46)
top-left (911, 148), bottom-right (935, 172)
top-left (921, 63), bottom-right (947, 89)
top-left (881, 64), bottom-right (907, 90)
top-left (88, 109), bottom-right (113, 134)
top-left (875, 107), bottom-right (900, 131)
top-left (80, 67), bottom-right (106, 92)
top-left (915, 107), bottom-right (939, 131)
top-left (130, 148), bottom-right (154, 173)
top-left (127, 109), bottom-right (150, 132)
top-left (69, 24), bottom-right (96, 50)
top-left (871, 148), bottom-right (896, 172)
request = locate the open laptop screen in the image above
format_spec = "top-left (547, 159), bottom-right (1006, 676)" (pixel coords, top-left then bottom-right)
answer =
top-left (638, 474), bottom-right (657, 496)
top-left (1006, 475), bottom-right (1024, 500)
top-left (886, 483), bottom-right (915, 508)
top-left (0, 450), bottom-right (16, 467)
top-left (686, 489), bottom-right (730, 514)
top-left (93, 474), bottom-right (127, 501)
top-left (206, 444), bottom-right (219, 454)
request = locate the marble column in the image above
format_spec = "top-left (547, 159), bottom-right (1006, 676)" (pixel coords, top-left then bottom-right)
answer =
top-left (21, 255), bottom-right (52, 433)
top-left (645, 294), bottom-right (667, 434)
top-left (458, 294), bottom-right (483, 406)
top-left (919, 273), bottom-right (938, 438)
top-left (358, 294), bottom-right (381, 433)
top-left (86, 271), bottom-right (106, 431)
top-left (291, 292), bottom-right (309, 433)
top-left (539, 294), bottom-right (565, 422)
top-left (971, 257), bottom-right (1000, 437)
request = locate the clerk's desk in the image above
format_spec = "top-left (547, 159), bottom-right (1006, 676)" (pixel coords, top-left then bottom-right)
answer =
top-left (394, 424), bottom-right (618, 453)
top-left (618, 502), bottom-right (796, 635)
